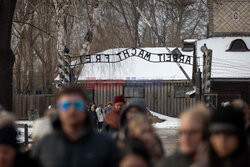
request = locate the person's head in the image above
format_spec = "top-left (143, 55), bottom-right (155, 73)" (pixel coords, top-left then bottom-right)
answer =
top-left (179, 103), bottom-right (210, 155)
top-left (56, 85), bottom-right (89, 128)
top-left (0, 111), bottom-right (17, 167)
top-left (113, 95), bottom-right (126, 113)
top-left (92, 103), bottom-right (96, 107)
top-left (119, 139), bottom-right (151, 167)
top-left (232, 99), bottom-right (249, 127)
top-left (127, 115), bottom-right (164, 160)
top-left (120, 99), bottom-right (147, 128)
top-left (108, 103), bottom-right (112, 108)
top-left (91, 106), bottom-right (95, 112)
top-left (209, 105), bottom-right (245, 158)
top-left (98, 105), bottom-right (102, 109)
top-left (127, 115), bottom-right (156, 148)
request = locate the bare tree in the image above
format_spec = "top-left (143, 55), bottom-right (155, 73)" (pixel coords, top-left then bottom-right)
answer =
top-left (0, 0), bottom-right (17, 110)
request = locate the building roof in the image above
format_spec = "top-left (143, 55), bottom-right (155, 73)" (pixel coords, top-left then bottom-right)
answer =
top-left (196, 36), bottom-right (250, 79)
top-left (78, 47), bottom-right (194, 80)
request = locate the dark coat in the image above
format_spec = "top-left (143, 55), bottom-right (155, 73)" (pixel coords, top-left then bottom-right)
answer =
top-left (32, 114), bottom-right (119, 167)
top-left (157, 150), bottom-right (194, 167)
top-left (14, 151), bottom-right (40, 167)
top-left (88, 110), bottom-right (98, 128)
top-left (119, 98), bottom-right (147, 129)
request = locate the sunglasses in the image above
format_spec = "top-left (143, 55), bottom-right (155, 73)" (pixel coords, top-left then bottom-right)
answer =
top-left (58, 100), bottom-right (85, 112)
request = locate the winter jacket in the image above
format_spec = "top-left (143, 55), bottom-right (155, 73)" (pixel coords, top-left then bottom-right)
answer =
top-left (32, 113), bottom-right (119, 167)
top-left (120, 98), bottom-right (147, 128)
top-left (88, 110), bottom-right (98, 128)
top-left (14, 151), bottom-right (41, 167)
top-left (157, 150), bottom-right (194, 167)
top-left (96, 108), bottom-right (104, 122)
top-left (103, 109), bottom-right (120, 135)
top-left (118, 99), bottom-right (165, 161)
top-left (118, 99), bottom-right (148, 142)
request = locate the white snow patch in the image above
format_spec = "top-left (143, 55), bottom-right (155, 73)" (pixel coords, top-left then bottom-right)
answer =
top-left (16, 121), bottom-right (33, 143)
top-left (150, 110), bottom-right (180, 129)
top-left (184, 39), bottom-right (197, 43)
top-left (16, 120), bottom-right (33, 126)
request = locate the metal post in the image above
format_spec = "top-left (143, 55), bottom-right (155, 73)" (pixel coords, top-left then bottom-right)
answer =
top-left (24, 124), bottom-right (28, 146)
top-left (192, 43), bottom-right (197, 85)
top-left (195, 68), bottom-right (202, 101)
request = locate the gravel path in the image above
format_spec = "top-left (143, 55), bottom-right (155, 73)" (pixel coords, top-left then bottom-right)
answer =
top-left (155, 128), bottom-right (179, 156)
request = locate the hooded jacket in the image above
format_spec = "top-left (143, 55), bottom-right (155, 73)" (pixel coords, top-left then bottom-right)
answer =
top-left (32, 113), bottom-right (119, 167)
top-left (120, 98), bottom-right (147, 128)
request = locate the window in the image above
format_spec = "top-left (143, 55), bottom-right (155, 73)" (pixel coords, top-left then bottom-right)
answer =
top-left (124, 87), bottom-right (144, 98)
top-left (227, 39), bottom-right (249, 52)
top-left (182, 43), bottom-right (195, 52)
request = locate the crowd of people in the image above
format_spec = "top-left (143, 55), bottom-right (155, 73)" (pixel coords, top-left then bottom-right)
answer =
top-left (0, 85), bottom-right (249, 167)
top-left (83, 101), bottom-right (112, 131)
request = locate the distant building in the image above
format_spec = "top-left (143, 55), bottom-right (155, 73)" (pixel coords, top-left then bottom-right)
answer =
top-left (77, 47), bottom-right (196, 116)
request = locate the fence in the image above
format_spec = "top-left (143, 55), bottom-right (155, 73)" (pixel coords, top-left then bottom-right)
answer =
top-left (13, 81), bottom-right (196, 119)
top-left (79, 80), bottom-right (196, 117)
top-left (13, 94), bottom-right (55, 119)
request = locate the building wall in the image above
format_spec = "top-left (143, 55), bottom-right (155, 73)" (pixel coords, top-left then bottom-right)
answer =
top-left (79, 80), bottom-right (196, 117)
top-left (208, 0), bottom-right (250, 37)
top-left (211, 81), bottom-right (250, 106)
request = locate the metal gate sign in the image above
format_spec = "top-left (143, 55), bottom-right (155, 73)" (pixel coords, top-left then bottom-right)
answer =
top-left (73, 48), bottom-right (193, 66)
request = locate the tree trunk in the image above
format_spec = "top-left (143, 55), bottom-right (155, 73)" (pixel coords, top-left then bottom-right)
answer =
top-left (0, 0), bottom-right (17, 111)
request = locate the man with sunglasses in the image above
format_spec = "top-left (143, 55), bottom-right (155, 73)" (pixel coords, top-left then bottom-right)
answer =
top-left (32, 85), bottom-right (119, 167)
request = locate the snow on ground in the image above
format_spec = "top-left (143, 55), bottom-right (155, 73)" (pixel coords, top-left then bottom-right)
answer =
top-left (150, 110), bottom-right (180, 129)
top-left (184, 39), bottom-right (197, 43)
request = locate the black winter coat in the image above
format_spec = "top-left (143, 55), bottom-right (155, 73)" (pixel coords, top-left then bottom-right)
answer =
top-left (88, 110), bottom-right (98, 128)
top-left (32, 114), bottom-right (119, 167)
top-left (14, 151), bottom-right (40, 167)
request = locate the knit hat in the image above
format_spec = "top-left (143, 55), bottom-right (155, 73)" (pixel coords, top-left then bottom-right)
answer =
top-left (209, 105), bottom-right (245, 135)
top-left (0, 125), bottom-right (17, 148)
top-left (0, 111), bottom-right (17, 148)
top-left (114, 95), bottom-right (125, 104)
top-left (120, 99), bottom-right (147, 128)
